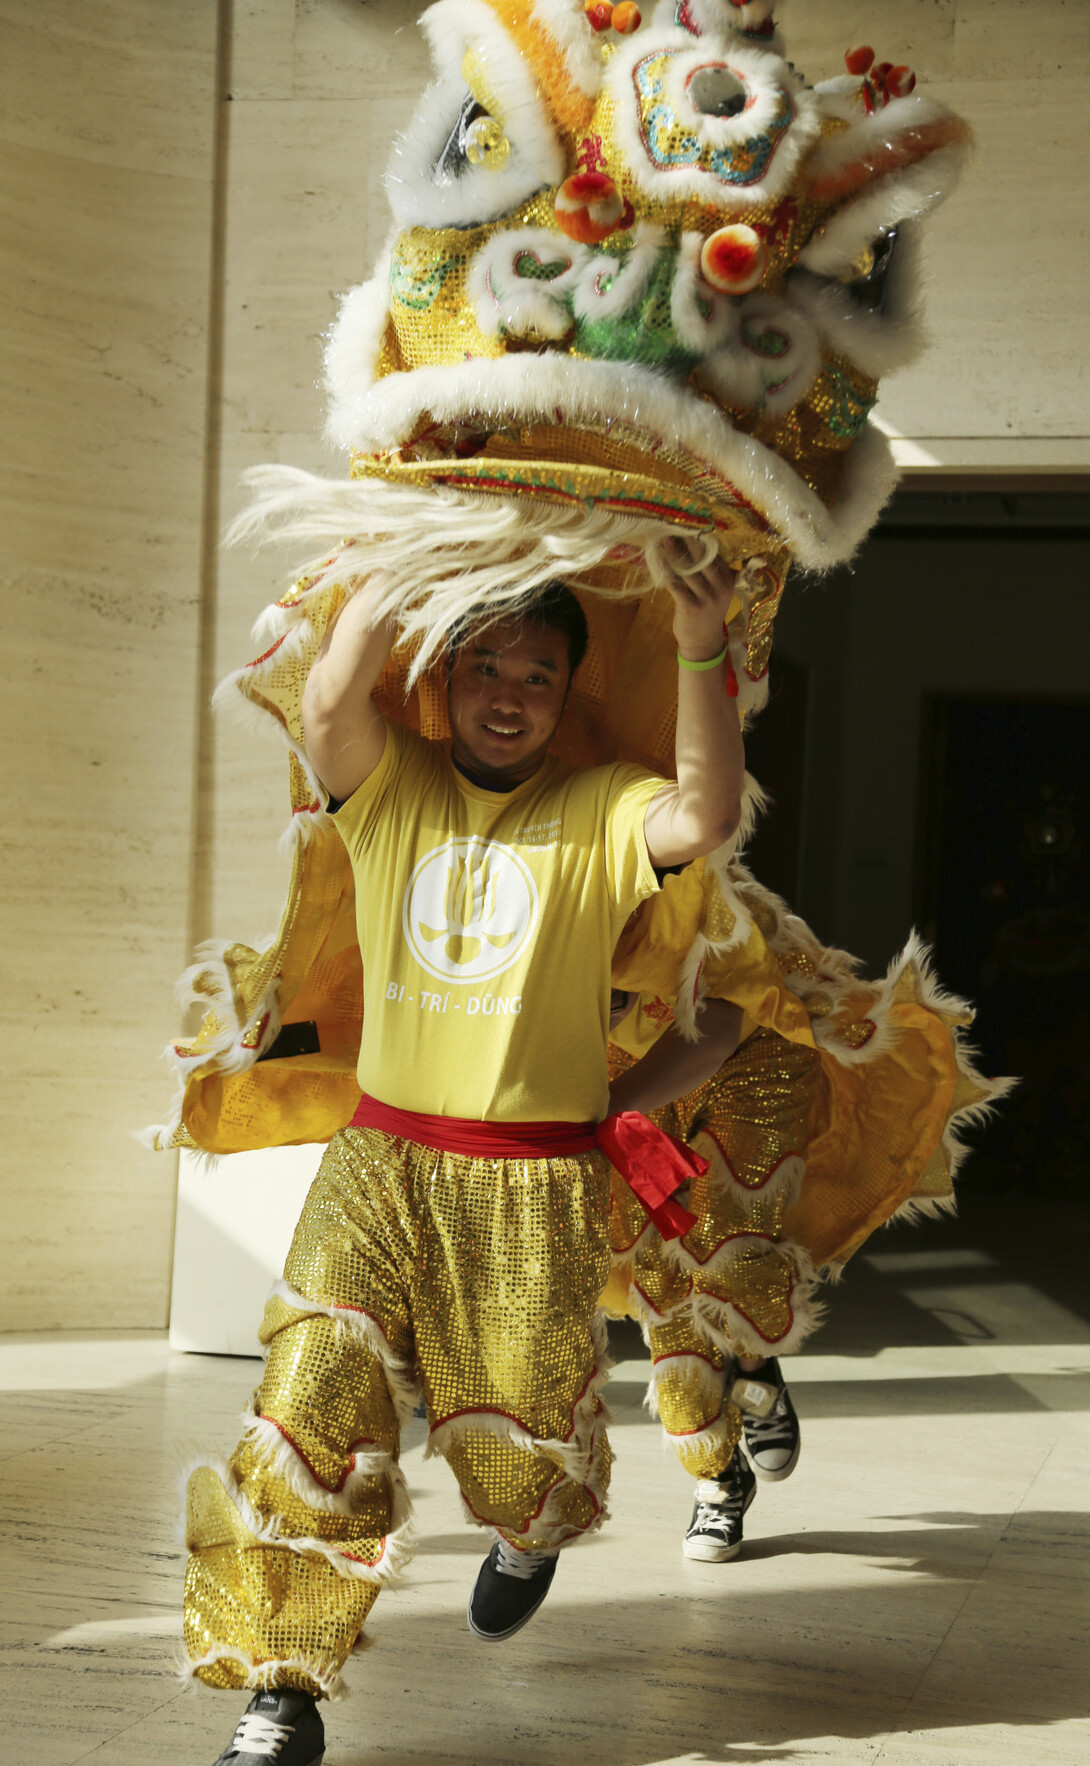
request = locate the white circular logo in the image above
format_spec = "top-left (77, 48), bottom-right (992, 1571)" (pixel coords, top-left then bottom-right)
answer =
top-left (402, 838), bottom-right (539, 984)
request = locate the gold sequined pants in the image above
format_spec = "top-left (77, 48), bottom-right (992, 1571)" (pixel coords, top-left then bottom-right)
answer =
top-left (608, 1031), bottom-right (820, 1479)
top-left (183, 1125), bottom-right (614, 1698)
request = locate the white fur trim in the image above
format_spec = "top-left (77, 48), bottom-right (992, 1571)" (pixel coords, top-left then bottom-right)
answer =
top-left (570, 223), bottom-right (667, 323)
top-left (144, 944), bottom-right (284, 1152)
top-left (785, 226), bottom-right (925, 381)
top-left (321, 350), bottom-right (898, 572)
top-left (384, 0), bottom-right (565, 231)
top-left (670, 232), bottom-right (737, 353)
top-left (238, 1412), bottom-right (406, 1518)
top-left (801, 92), bottom-right (968, 278)
top-left (657, 0), bottom-right (781, 51)
top-left (697, 293), bottom-right (821, 419)
top-left (323, 256), bottom-right (394, 410)
top-left (605, 31), bottom-right (821, 210)
top-left (468, 227), bottom-right (588, 341)
top-left (695, 1134), bottom-right (805, 1211)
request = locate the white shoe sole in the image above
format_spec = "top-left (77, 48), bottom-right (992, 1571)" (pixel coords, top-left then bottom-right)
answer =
top-left (748, 1435), bottom-right (801, 1483)
top-left (682, 1534), bottom-right (743, 1562)
top-left (682, 1477), bottom-right (756, 1561)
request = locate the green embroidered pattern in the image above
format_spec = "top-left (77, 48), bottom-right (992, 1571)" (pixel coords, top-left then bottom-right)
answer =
top-left (513, 251), bottom-right (571, 281)
top-left (825, 366), bottom-right (876, 439)
top-left (574, 249), bottom-right (696, 372)
top-left (389, 253), bottom-right (459, 311)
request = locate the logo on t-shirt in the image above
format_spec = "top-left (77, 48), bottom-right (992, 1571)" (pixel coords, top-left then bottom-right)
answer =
top-left (402, 837), bottom-right (539, 984)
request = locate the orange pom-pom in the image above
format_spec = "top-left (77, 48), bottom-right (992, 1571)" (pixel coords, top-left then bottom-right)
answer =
top-left (612, 1), bottom-right (642, 32)
top-left (584, 0), bottom-right (614, 31)
top-left (555, 172), bottom-right (625, 244)
top-left (886, 64), bottom-right (916, 98)
top-left (699, 224), bottom-right (767, 295)
top-left (844, 44), bottom-right (874, 76)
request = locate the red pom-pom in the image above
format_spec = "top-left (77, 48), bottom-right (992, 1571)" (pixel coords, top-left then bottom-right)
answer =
top-left (844, 44), bottom-right (874, 76)
top-left (871, 60), bottom-right (893, 85)
top-left (555, 172), bottom-right (625, 244)
top-left (699, 224), bottom-right (767, 295)
top-left (585, 0), bottom-right (614, 31)
top-left (886, 64), bottom-right (916, 98)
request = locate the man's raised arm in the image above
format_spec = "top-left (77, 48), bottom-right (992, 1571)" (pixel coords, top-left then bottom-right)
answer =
top-left (643, 541), bottom-right (745, 868)
top-left (301, 596), bottom-right (397, 801)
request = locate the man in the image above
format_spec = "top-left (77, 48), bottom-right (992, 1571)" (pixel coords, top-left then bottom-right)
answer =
top-left (185, 548), bottom-right (744, 1766)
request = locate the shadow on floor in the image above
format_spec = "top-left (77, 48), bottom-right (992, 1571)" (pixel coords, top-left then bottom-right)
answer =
top-left (321, 1512), bottom-right (1089, 1763)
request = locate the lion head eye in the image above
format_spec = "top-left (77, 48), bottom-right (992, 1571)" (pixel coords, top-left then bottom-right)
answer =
top-left (435, 93), bottom-right (490, 183)
top-left (687, 65), bottom-right (747, 118)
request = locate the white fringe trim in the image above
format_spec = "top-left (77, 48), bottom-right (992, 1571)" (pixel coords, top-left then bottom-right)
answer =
top-left (664, 1413), bottom-right (735, 1472)
top-left (268, 1278), bottom-right (422, 1426)
top-left (426, 1312), bottom-right (613, 1489)
top-left (689, 1136), bottom-right (806, 1215)
top-left (645, 1351), bottom-right (723, 1421)
top-left (184, 1450), bottom-right (414, 1588)
top-left (180, 1645), bottom-right (346, 1702)
top-left (690, 1243), bottom-right (824, 1359)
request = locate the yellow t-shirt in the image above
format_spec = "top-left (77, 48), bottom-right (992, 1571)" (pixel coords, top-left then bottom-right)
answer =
top-left (333, 722), bottom-right (664, 1122)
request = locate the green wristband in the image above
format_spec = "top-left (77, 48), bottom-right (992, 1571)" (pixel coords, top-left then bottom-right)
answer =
top-left (677, 644), bottom-right (728, 672)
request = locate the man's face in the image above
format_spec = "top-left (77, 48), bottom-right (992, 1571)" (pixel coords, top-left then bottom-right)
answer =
top-left (448, 617), bottom-right (572, 785)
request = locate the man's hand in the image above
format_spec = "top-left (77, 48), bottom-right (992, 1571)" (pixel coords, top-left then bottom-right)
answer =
top-left (663, 537), bottom-right (739, 662)
top-left (301, 594), bottom-right (397, 802)
top-left (643, 538), bottom-right (745, 868)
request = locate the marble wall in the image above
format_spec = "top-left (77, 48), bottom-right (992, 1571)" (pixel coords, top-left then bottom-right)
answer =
top-left (4, 1), bottom-right (1087, 1331)
top-left (0, 4), bottom-right (221, 1329)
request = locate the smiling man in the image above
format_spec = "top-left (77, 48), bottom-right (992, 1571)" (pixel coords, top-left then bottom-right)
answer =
top-left (185, 554), bottom-right (744, 1766)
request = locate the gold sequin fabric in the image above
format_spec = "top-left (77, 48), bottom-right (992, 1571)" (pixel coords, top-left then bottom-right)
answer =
top-left (184, 1125), bottom-right (613, 1696)
top-left (608, 1030), bottom-right (819, 1477)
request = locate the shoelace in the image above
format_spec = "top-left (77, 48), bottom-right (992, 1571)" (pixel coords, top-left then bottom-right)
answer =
top-left (691, 1476), bottom-right (747, 1533)
top-left (495, 1538), bottom-right (557, 1581)
top-left (229, 1711), bottom-right (292, 1757)
top-left (745, 1389), bottom-right (792, 1449)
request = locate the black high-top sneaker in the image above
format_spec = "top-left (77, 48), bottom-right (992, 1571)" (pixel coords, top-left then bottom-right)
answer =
top-left (211, 1690), bottom-right (325, 1765)
top-left (682, 1450), bottom-right (757, 1562)
top-left (467, 1538), bottom-right (559, 1640)
top-left (735, 1357), bottom-right (801, 1481)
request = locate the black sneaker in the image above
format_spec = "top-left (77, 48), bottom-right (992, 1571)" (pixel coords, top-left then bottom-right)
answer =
top-left (211, 1690), bottom-right (324, 1765)
top-left (735, 1357), bottom-right (801, 1481)
top-left (467, 1539), bottom-right (558, 1640)
top-left (682, 1451), bottom-right (757, 1562)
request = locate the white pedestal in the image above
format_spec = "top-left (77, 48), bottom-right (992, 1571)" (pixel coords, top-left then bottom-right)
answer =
top-left (168, 1144), bottom-right (324, 1356)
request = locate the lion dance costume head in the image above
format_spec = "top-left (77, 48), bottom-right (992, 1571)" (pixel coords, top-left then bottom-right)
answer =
top-left (149, 0), bottom-right (970, 1154)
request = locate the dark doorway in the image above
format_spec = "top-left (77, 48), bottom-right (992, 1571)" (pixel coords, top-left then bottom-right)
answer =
top-left (742, 651), bottom-right (809, 906)
top-left (917, 694), bottom-right (1090, 1193)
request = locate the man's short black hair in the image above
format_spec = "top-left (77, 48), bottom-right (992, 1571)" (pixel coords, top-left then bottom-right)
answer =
top-left (448, 580), bottom-right (589, 677)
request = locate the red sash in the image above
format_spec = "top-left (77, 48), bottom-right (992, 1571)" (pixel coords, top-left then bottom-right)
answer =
top-left (349, 1093), bottom-right (700, 1240)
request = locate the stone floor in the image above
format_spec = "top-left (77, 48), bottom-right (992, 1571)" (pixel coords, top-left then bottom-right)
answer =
top-left (2, 1220), bottom-right (1089, 1765)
